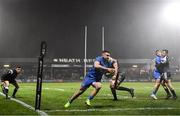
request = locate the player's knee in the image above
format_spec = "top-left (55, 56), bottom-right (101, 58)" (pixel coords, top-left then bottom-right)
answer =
top-left (79, 87), bottom-right (87, 92)
top-left (156, 83), bottom-right (160, 86)
top-left (96, 83), bottom-right (102, 89)
top-left (110, 83), bottom-right (115, 89)
top-left (156, 80), bottom-right (160, 84)
top-left (4, 82), bottom-right (9, 87)
top-left (158, 81), bottom-right (161, 85)
top-left (4, 84), bottom-right (9, 88)
top-left (110, 81), bottom-right (114, 88)
top-left (110, 84), bottom-right (113, 89)
top-left (155, 82), bottom-right (160, 87)
top-left (96, 86), bottom-right (102, 90)
top-left (79, 89), bottom-right (85, 94)
top-left (120, 73), bottom-right (126, 82)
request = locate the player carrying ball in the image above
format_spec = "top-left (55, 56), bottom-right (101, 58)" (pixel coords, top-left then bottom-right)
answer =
top-left (64, 50), bottom-right (115, 108)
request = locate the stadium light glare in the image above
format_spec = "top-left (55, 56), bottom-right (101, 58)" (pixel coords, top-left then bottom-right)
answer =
top-left (53, 58), bottom-right (58, 62)
top-left (3, 64), bottom-right (10, 68)
top-left (161, 2), bottom-right (180, 26)
top-left (132, 65), bottom-right (138, 68)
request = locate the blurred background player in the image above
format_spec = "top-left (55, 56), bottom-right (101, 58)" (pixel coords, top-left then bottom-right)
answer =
top-left (1, 66), bottom-right (22, 99)
top-left (161, 49), bottom-right (177, 99)
top-left (64, 50), bottom-right (115, 108)
top-left (108, 57), bottom-right (134, 100)
top-left (150, 50), bottom-right (171, 100)
top-left (150, 50), bottom-right (163, 100)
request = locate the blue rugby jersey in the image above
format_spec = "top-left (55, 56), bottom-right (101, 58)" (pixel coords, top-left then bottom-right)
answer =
top-left (85, 56), bottom-right (113, 81)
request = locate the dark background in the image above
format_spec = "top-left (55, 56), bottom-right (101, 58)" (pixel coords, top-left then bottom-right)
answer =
top-left (0, 0), bottom-right (179, 59)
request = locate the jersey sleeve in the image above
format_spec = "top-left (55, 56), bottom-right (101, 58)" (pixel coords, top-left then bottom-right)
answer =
top-left (150, 59), bottom-right (156, 71)
top-left (155, 57), bottom-right (163, 73)
top-left (155, 57), bottom-right (161, 64)
top-left (8, 70), bottom-right (13, 74)
top-left (95, 56), bottom-right (102, 63)
top-left (1, 70), bottom-right (13, 79)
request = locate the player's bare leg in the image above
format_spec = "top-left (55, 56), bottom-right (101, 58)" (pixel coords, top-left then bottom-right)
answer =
top-left (161, 80), bottom-right (171, 99)
top-left (3, 81), bottom-right (10, 99)
top-left (116, 80), bottom-right (134, 98)
top-left (64, 88), bottom-right (86, 108)
top-left (1, 82), bottom-right (6, 94)
top-left (151, 79), bottom-right (161, 100)
top-left (85, 82), bottom-right (102, 106)
top-left (116, 86), bottom-right (134, 98)
top-left (110, 74), bottom-right (134, 99)
top-left (11, 82), bottom-right (19, 98)
top-left (161, 73), bottom-right (171, 99)
top-left (110, 80), bottom-right (118, 100)
top-left (166, 79), bottom-right (177, 99)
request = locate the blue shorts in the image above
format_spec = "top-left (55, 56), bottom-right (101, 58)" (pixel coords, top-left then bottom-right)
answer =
top-left (80, 76), bottom-right (100, 90)
top-left (153, 70), bottom-right (161, 80)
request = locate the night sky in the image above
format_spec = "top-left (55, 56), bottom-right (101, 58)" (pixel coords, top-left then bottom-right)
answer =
top-left (0, 0), bottom-right (179, 59)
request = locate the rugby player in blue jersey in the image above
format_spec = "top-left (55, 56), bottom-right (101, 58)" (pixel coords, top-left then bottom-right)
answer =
top-left (64, 50), bottom-right (115, 108)
top-left (150, 50), bottom-right (163, 99)
top-left (151, 50), bottom-right (177, 100)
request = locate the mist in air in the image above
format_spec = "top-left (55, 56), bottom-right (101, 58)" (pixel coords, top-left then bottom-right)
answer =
top-left (0, 0), bottom-right (179, 59)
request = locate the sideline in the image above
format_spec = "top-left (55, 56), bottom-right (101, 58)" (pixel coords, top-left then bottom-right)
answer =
top-left (0, 92), bottom-right (48, 116)
top-left (44, 107), bottom-right (180, 112)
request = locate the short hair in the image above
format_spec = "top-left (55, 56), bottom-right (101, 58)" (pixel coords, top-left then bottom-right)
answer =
top-left (16, 65), bottom-right (22, 69)
top-left (102, 50), bottom-right (110, 54)
top-left (162, 49), bottom-right (168, 54)
top-left (155, 50), bottom-right (160, 53)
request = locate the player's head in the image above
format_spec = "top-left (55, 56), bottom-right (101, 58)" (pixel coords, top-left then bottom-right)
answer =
top-left (155, 50), bottom-right (161, 56)
top-left (102, 50), bottom-right (111, 60)
top-left (15, 66), bottom-right (22, 74)
top-left (162, 49), bottom-right (168, 56)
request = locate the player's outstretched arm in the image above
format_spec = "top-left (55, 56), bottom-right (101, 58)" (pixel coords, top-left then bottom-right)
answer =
top-left (94, 61), bottom-right (115, 73)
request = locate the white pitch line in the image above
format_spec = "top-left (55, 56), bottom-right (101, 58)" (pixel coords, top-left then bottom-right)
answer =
top-left (0, 92), bottom-right (48, 116)
top-left (43, 88), bottom-right (65, 91)
top-left (44, 107), bottom-right (180, 112)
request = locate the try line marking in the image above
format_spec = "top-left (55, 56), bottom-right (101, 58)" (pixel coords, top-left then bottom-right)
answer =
top-left (0, 92), bottom-right (48, 116)
top-left (43, 88), bottom-right (64, 91)
top-left (44, 107), bottom-right (180, 112)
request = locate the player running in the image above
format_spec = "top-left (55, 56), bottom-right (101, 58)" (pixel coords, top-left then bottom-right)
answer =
top-left (1, 66), bottom-right (22, 99)
top-left (161, 49), bottom-right (177, 99)
top-left (64, 50), bottom-right (115, 108)
top-left (108, 57), bottom-right (134, 100)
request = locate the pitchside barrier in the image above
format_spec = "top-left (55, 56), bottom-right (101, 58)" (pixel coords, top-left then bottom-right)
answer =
top-left (0, 58), bottom-right (180, 82)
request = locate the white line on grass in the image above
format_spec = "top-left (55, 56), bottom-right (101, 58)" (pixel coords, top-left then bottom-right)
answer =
top-left (102, 94), bottom-right (136, 98)
top-left (44, 107), bottom-right (180, 112)
top-left (43, 88), bottom-right (65, 91)
top-left (0, 92), bottom-right (48, 116)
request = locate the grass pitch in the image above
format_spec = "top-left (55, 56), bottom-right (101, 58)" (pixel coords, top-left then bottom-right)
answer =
top-left (0, 82), bottom-right (180, 115)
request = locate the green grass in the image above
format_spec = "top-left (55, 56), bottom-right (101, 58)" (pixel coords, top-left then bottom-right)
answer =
top-left (0, 82), bottom-right (180, 115)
